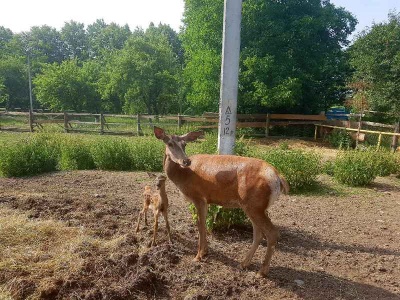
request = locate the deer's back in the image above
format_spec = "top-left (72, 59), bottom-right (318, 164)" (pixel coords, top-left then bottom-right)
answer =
top-left (169, 154), bottom-right (278, 208)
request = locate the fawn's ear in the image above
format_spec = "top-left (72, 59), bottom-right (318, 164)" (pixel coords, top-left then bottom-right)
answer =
top-left (147, 172), bottom-right (157, 179)
top-left (180, 131), bottom-right (203, 142)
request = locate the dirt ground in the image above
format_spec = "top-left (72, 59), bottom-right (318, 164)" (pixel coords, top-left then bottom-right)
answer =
top-left (0, 169), bottom-right (399, 300)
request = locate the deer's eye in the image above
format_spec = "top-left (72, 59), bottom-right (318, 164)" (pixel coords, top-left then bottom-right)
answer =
top-left (168, 142), bottom-right (174, 147)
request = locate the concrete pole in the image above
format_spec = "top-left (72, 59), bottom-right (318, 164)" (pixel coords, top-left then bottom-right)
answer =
top-left (27, 54), bottom-right (33, 113)
top-left (217, 0), bottom-right (242, 155)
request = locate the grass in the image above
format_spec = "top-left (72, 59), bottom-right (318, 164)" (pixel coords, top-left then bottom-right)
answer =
top-left (0, 208), bottom-right (87, 298)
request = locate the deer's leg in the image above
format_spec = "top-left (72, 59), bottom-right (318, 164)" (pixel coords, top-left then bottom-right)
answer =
top-left (151, 210), bottom-right (160, 247)
top-left (240, 220), bottom-right (262, 269)
top-left (135, 210), bottom-right (144, 233)
top-left (193, 201), bottom-right (208, 261)
top-left (245, 207), bottom-right (278, 277)
top-left (162, 210), bottom-right (173, 244)
top-left (144, 206), bottom-right (148, 226)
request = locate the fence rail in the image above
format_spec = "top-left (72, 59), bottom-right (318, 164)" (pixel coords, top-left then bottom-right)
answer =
top-left (1, 111), bottom-right (399, 149)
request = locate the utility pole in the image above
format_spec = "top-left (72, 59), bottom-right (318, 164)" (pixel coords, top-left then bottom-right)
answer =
top-left (27, 53), bottom-right (34, 132)
top-left (217, 0), bottom-right (242, 155)
top-left (27, 54), bottom-right (33, 113)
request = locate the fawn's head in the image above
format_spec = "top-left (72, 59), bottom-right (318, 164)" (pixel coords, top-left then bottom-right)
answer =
top-left (154, 126), bottom-right (203, 168)
top-left (147, 172), bottom-right (167, 190)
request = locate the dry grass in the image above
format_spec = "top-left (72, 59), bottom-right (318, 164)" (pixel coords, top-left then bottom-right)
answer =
top-left (0, 208), bottom-right (101, 299)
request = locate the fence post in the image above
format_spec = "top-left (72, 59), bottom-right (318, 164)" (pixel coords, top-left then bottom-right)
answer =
top-left (178, 114), bottom-right (182, 129)
top-left (137, 114), bottom-right (143, 136)
top-left (100, 113), bottom-right (104, 135)
top-left (64, 111), bottom-right (69, 133)
top-left (265, 113), bottom-right (270, 137)
top-left (377, 133), bottom-right (382, 149)
top-left (314, 124), bottom-right (318, 140)
top-left (391, 120), bottom-right (399, 153)
top-left (29, 110), bottom-right (34, 132)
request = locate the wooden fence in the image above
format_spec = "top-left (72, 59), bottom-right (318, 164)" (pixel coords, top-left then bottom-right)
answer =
top-left (0, 111), bottom-right (399, 149)
top-left (0, 111), bottom-right (327, 136)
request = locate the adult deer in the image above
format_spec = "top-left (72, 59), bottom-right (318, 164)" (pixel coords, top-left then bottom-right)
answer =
top-left (153, 127), bottom-right (289, 277)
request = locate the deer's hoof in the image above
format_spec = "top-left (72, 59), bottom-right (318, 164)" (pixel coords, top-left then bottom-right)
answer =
top-left (257, 269), bottom-right (269, 278)
top-left (240, 261), bottom-right (250, 269)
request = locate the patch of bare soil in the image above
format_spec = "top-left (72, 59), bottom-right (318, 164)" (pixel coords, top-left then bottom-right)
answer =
top-left (0, 170), bottom-right (399, 299)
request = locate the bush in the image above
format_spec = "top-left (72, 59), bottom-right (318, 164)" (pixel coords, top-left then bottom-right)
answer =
top-left (327, 129), bottom-right (353, 149)
top-left (187, 132), bottom-right (250, 156)
top-left (189, 204), bottom-right (248, 231)
top-left (252, 148), bottom-right (321, 191)
top-left (130, 137), bottom-right (164, 172)
top-left (368, 149), bottom-right (398, 177)
top-left (90, 137), bottom-right (133, 171)
top-left (333, 150), bottom-right (377, 186)
top-left (0, 134), bottom-right (60, 177)
top-left (59, 137), bottom-right (95, 170)
top-left (322, 159), bottom-right (335, 176)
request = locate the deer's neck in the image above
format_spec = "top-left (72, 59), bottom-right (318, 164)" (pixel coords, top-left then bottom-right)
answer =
top-left (163, 154), bottom-right (190, 186)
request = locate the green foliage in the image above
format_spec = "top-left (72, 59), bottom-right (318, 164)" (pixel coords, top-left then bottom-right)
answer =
top-left (252, 148), bottom-right (321, 191)
top-left (333, 150), bottom-right (377, 186)
top-left (326, 129), bottom-right (353, 149)
top-left (182, 0), bottom-right (356, 114)
top-left (189, 204), bottom-right (248, 232)
top-left (368, 149), bottom-right (398, 177)
top-left (98, 26), bottom-right (181, 115)
top-left (0, 134), bottom-right (60, 177)
top-left (322, 160), bottom-right (335, 176)
top-left (349, 12), bottom-right (400, 120)
top-left (130, 137), bottom-right (164, 172)
top-left (59, 137), bottom-right (95, 170)
top-left (33, 59), bottom-right (101, 112)
top-left (90, 137), bottom-right (133, 171)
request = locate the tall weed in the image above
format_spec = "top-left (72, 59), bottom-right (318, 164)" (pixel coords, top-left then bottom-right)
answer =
top-left (0, 134), bottom-right (60, 177)
top-left (333, 150), bottom-right (376, 186)
top-left (59, 136), bottom-right (95, 170)
top-left (90, 137), bottom-right (133, 171)
top-left (252, 148), bottom-right (321, 191)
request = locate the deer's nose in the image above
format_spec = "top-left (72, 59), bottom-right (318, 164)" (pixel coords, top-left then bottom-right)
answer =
top-left (183, 158), bottom-right (191, 167)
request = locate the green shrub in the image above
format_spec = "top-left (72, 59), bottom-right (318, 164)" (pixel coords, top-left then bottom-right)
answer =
top-left (322, 159), bottom-right (335, 176)
top-left (333, 150), bottom-right (377, 186)
top-left (368, 149), bottom-right (398, 177)
top-left (187, 133), bottom-right (250, 156)
top-left (252, 148), bottom-right (321, 191)
top-left (59, 137), bottom-right (95, 170)
top-left (90, 137), bottom-right (133, 171)
top-left (130, 137), bottom-right (164, 171)
top-left (189, 204), bottom-right (248, 231)
top-left (327, 129), bottom-right (353, 149)
top-left (0, 134), bottom-right (60, 177)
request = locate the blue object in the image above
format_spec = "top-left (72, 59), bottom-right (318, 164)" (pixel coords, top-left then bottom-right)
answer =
top-left (326, 107), bottom-right (349, 120)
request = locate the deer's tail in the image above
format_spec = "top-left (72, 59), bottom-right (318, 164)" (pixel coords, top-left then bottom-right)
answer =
top-left (279, 174), bottom-right (290, 195)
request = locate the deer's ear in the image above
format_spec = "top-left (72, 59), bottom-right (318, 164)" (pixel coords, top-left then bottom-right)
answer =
top-left (154, 126), bottom-right (166, 140)
top-left (181, 131), bottom-right (203, 142)
top-left (147, 172), bottom-right (157, 178)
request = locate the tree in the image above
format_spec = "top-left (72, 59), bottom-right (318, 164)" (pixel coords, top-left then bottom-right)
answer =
top-left (61, 21), bottom-right (88, 60)
top-left (0, 56), bottom-right (28, 109)
top-left (182, 0), bottom-right (357, 114)
top-left (87, 19), bottom-right (131, 59)
top-left (33, 59), bottom-right (101, 112)
top-left (98, 28), bottom-right (181, 114)
top-left (23, 25), bottom-right (65, 64)
top-left (349, 12), bottom-right (400, 121)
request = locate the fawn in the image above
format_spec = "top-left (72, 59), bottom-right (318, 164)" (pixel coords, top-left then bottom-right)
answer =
top-left (136, 172), bottom-right (172, 246)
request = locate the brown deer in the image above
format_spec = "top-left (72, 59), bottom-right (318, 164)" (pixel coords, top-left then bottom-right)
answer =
top-left (153, 126), bottom-right (289, 277)
top-left (136, 173), bottom-right (172, 246)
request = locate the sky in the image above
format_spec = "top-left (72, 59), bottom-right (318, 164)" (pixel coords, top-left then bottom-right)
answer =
top-left (0, 0), bottom-right (399, 38)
